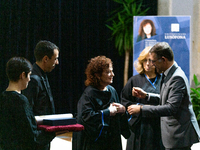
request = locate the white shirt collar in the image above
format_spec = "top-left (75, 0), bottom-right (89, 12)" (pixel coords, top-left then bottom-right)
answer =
top-left (163, 61), bottom-right (176, 76)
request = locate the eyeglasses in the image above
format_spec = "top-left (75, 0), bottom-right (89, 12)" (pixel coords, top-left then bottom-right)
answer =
top-left (143, 59), bottom-right (152, 63)
top-left (151, 58), bottom-right (161, 63)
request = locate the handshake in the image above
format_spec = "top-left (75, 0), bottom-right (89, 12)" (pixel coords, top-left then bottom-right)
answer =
top-left (108, 102), bottom-right (125, 116)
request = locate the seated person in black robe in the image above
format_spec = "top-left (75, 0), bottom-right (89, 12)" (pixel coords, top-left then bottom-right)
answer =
top-left (72, 56), bottom-right (130, 150)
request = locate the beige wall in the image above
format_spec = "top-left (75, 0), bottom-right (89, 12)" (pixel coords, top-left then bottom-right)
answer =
top-left (158, 0), bottom-right (200, 84)
top-left (192, 0), bottom-right (200, 82)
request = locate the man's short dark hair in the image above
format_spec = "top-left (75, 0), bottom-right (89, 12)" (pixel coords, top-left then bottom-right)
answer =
top-left (6, 57), bottom-right (32, 82)
top-left (150, 42), bottom-right (174, 61)
top-left (34, 40), bottom-right (59, 62)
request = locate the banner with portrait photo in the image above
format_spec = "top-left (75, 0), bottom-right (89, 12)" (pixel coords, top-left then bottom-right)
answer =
top-left (133, 16), bottom-right (190, 79)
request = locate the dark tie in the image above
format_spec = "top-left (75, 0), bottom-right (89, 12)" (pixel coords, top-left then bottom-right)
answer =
top-left (161, 74), bottom-right (165, 87)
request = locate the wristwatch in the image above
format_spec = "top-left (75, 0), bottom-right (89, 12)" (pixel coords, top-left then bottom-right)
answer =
top-left (145, 93), bottom-right (149, 100)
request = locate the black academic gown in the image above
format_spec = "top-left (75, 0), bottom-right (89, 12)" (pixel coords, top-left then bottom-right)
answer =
top-left (22, 63), bottom-right (55, 116)
top-left (0, 91), bottom-right (55, 150)
top-left (72, 85), bottom-right (130, 150)
top-left (121, 74), bottom-right (164, 150)
top-left (22, 63), bottom-right (55, 150)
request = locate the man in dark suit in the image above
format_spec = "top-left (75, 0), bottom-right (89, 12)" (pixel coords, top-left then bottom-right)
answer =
top-left (22, 40), bottom-right (59, 149)
top-left (128, 42), bottom-right (200, 150)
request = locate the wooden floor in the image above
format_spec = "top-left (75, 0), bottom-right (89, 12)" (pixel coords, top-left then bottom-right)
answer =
top-left (50, 133), bottom-right (200, 150)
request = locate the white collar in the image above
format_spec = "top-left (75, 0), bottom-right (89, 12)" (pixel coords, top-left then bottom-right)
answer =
top-left (163, 61), bottom-right (177, 76)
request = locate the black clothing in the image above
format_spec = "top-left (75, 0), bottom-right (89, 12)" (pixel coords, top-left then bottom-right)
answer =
top-left (121, 74), bottom-right (164, 150)
top-left (22, 63), bottom-right (55, 150)
top-left (72, 85), bottom-right (130, 150)
top-left (22, 63), bottom-right (55, 116)
top-left (0, 91), bottom-right (55, 150)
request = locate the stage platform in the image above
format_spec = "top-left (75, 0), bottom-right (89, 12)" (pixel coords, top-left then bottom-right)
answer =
top-left (50, 133), bottom-right (200, 150)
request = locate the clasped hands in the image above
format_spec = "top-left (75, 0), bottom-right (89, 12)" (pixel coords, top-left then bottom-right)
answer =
top-left (109, 102), bottom-right (125, 116)
top-left (109, 87), bottom-right (146, 116)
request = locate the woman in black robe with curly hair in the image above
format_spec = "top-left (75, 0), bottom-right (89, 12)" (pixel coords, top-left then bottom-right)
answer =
top-left (72, 56), bottom-right (130, 150)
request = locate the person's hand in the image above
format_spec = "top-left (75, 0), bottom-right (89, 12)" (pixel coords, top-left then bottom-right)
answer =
top-left (132, 87), bottom-right (147, 99)
top-left (108, 103), bottom-right (117, 116)
top-left (127, 104), bottom-right (142, 115)
top-left (111, 103), bottom-right (125, 114)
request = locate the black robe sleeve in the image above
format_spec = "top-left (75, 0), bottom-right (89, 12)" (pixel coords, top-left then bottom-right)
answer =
top-left (73, 85), bottom-right (130, 150)
top-left (121, 74), bottom-right (161, 130)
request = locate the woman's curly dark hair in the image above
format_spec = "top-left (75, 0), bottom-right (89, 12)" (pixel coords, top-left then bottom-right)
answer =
top-left (85, 56), bottom-right (112, 87)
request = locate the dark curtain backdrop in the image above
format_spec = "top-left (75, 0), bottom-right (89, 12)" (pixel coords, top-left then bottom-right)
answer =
top-left (0, 0), bottom-right (157, 115)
